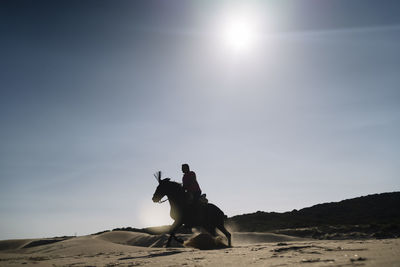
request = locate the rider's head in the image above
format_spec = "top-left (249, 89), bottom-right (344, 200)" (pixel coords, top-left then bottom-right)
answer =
top-left (182, 163), bottom-right (190, 174)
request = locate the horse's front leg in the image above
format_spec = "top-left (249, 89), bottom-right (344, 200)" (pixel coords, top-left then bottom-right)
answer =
top-left (173, 235), bottom-right (184, 244)
top-left (166, 220), bottom-right (182, 247)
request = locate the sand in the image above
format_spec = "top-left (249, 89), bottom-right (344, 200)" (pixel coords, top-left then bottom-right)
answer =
top-left (0, 231), bottom-right (399, 266)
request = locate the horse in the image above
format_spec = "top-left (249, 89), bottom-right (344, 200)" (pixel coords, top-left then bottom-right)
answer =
top-left (152, 171), bottom-right (232, 247)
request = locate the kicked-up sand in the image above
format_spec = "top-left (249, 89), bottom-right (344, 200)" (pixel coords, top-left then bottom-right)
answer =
top-left (0, 231), bottom-right (399, 266)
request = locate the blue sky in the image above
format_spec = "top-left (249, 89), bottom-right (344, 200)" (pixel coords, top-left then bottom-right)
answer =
top-left (1, 0), bottom-right (400, 239)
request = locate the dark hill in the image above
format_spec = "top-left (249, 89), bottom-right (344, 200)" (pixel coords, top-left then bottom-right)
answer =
top-left (227, 192), bottom-right (400, 239)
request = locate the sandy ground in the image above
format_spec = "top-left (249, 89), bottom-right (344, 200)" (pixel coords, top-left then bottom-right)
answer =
top-left (0, 231), bottom-right (399, 266)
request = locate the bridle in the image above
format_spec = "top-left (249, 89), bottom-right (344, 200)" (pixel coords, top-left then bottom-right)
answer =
top-left (157, 197), bottom-right (168, 204)
top-left (153, 171), bottom-right (169, 204)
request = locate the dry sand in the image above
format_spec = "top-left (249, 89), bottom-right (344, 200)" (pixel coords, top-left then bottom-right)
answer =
top-left (0, 231), bottom-right (399, 266)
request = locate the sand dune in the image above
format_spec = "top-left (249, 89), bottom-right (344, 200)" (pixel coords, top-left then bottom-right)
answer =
top-left (95, 231), bottom-right (307, 248)
top-left (96, 231), bottom-right (184, 248)
top-left (0, 239), bottom-right (34, 251)
top-left (0, 231), bottom-right (399, 266)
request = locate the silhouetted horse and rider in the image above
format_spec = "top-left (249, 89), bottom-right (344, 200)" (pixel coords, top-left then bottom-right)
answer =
top-left (152, 164), bottom-right (231, 247)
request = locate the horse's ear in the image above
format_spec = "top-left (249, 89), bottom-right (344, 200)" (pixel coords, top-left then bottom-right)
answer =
top-left (154, 171), bottom-right (162, 183)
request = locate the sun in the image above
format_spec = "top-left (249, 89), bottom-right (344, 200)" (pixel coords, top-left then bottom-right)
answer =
top-left (219, 7), bottom-right (261, 53)
top-left (224, 18), bottom-right (256, 51)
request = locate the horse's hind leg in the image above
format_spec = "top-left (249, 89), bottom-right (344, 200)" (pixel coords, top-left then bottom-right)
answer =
top-left (217, 224), bottom-right (232, 247)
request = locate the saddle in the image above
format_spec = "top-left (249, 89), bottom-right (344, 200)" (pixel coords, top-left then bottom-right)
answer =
top-left (186, 192), bottom-right (208, 206)
top-left (199, 194), bottom-right (208, 204)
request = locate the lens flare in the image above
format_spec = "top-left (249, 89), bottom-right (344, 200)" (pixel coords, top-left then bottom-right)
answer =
top-left (138, 201), bottom-right (173, 227)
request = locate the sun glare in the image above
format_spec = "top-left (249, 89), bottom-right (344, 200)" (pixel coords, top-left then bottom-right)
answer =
top-left (219, 7), bottom-right (262, 53)
top-left (138, 201), bottom-right (172, 227)
top-left (224, 18), bottom-right (257, 51)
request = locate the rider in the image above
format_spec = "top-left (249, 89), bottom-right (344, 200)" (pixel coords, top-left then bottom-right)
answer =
top-left (181, 163), bottom-right (202, 204)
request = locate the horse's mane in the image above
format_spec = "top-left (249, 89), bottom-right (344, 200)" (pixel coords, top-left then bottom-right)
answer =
top-left (164, 179), bottom-right (185, 194)
top-left (168, 180), bottom-right (181, 186)
top-left (165, 179), bottom-right (182, 187)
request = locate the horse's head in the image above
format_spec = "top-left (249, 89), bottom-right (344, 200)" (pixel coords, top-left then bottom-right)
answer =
top-left (152, 171), bottom-right (172, 203)
top-left (152, 177), bottom-right (172, 202)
